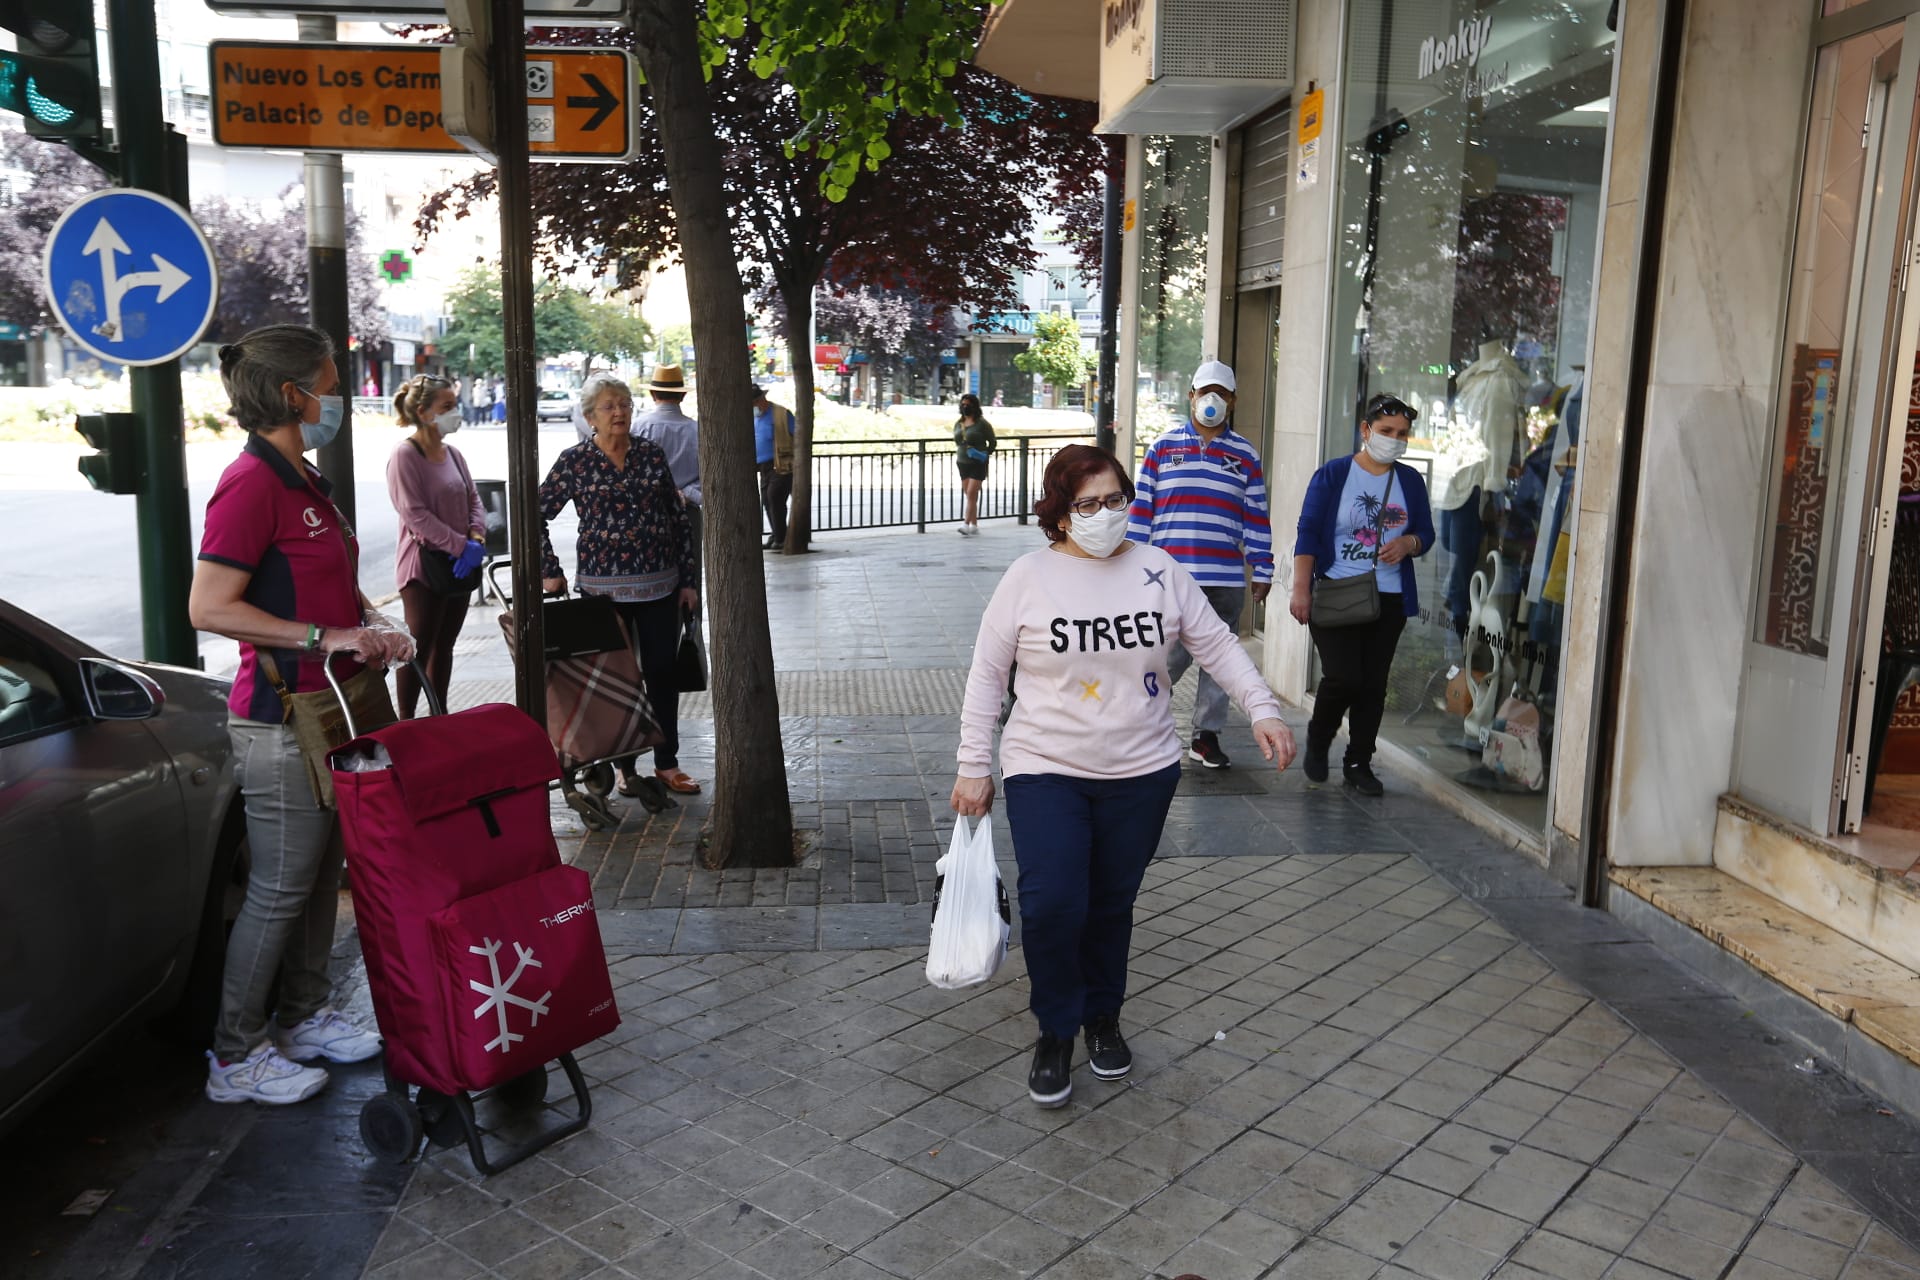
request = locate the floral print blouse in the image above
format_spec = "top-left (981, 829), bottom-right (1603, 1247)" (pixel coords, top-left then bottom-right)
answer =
top-left (539, 438), bottom-right (694, 602)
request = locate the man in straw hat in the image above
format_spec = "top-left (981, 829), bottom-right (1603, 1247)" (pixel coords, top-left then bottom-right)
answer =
top-left (634, 363), bottom-right (703, 580)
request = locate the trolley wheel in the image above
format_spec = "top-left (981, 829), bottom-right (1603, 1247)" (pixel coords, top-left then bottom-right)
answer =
top-left (581, 762), bottom-right (616, 797)
top-left (359, 1091), bottom-right (424, 1163)
top-left (496, 1066), bottom-right (549, 1110)
top-left (417, 1088), bottom-right (465, 1149)
top-left (565, 790), bottom-right (620, 831)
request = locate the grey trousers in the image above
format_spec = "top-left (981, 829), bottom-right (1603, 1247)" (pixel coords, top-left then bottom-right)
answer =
top-left (213, 719), bottom-right (344, 1061)
top-left (1167, 584), bottom-right (1247, 736)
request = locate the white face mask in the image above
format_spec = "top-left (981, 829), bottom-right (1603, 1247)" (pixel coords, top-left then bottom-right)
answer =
top-left (1068, 506), bottom-right (1131, 558)
top-left (432, 409), bottom-right (463, 435)
top-left (1193, 392), bottom-right (1230, 428)
top-left (1364, 431), bottom-right (1407, 465)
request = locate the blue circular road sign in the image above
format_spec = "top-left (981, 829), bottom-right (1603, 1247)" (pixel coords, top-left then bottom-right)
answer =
top-left (42, 189), bottom-right (219, 368)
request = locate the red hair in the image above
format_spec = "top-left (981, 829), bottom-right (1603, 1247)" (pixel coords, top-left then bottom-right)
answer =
top-left (1034, 444), bottom-right (1134, 543)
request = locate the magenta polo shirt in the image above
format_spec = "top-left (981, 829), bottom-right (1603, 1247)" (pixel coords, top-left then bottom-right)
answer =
top-left (198, 433), bottom-right (367, 723)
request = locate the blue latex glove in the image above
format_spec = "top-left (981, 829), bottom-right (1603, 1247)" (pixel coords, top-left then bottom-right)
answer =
top-left (451, 538), bottom-right (485, 577)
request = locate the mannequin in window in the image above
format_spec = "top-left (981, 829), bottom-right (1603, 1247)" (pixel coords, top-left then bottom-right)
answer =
top-left (1436, 339), bottom-right (1526, 640)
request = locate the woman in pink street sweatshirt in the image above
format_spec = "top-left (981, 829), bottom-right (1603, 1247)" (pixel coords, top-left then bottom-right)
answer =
top-left (952, 444), bottom-right (1298, 1110)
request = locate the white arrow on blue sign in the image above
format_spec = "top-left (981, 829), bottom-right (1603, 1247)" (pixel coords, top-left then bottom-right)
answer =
top-left (42, 189), bottom-right (220, 368)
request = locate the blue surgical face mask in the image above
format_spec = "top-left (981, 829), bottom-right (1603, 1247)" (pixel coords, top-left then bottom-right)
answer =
top-left (298, 386), bottom-right (344, 451)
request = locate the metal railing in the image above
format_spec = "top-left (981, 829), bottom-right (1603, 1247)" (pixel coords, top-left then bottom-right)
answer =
top-left (808, 435), bottom-right (1092, 533)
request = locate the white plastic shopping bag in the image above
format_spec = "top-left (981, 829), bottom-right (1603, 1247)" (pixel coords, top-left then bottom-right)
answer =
top-left (925, 816), bottom-right (1011, 989)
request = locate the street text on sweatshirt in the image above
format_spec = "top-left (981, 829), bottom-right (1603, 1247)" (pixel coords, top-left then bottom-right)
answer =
top-left (1126, 423), bottom-right (1275, 587)
top-left (958, 542), bottom-right (1283, 781)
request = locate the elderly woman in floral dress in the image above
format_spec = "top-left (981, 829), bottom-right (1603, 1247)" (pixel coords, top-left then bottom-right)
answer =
top-left (539, 372), bottom-right (701, 795)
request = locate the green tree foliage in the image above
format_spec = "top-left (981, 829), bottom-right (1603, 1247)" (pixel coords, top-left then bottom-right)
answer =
top-left (1012, 310), bottom-right (1089, 391)
top-left (438, 267), bottom-right (647, 376)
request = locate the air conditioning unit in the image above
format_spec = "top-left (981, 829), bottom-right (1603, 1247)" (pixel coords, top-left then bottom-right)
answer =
top-left (1099, 0), bottom-right (1294, 135)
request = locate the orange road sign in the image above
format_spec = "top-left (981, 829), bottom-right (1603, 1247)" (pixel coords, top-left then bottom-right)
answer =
top-left (208, 41), bottom-right (635, 162)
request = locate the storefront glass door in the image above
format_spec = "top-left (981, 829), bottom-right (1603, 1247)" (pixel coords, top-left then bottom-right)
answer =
top-left (1737, 22), bottom-right (1920, 833)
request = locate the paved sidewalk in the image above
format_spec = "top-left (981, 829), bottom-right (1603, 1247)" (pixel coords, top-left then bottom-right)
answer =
top-left (367, 522), bottom-right (1920, 1280)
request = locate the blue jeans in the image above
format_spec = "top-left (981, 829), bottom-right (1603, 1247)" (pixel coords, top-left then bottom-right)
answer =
top-left (1166, 584), bottom-right (1245, 735)
top-left (215, 720), bottom-right (345, 1061)
top-left (1003, 764), bottom-right (1182, 1039)
top-left (1440, 488), bottom-right (1484, 633)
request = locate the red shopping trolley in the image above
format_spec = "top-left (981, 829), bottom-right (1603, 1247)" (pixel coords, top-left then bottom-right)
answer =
top-left (326, 658), bottom-right (621, 1175)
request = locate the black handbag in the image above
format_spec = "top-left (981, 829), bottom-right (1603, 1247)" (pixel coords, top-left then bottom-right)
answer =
top-left (675, 610), bottom-right (708, 692)
top-left (1310, 469), bottom-right (1395, 628)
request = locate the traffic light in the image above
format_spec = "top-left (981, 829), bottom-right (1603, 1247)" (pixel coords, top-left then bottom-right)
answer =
top-left (0, 0), bottom-right (100, 139)
top-left (75, 413), bottom-right (145, 494)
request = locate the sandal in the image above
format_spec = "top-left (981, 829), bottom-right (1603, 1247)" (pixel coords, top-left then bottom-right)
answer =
top-left (655, 768), bottom-right (702, 794)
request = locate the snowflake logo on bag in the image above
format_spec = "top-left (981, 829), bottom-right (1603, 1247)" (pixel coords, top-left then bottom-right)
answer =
top-left (469, 937), bottom-right (552, 1053)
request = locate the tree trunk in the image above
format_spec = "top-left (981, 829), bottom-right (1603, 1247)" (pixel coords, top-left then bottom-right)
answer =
top-left (630, 0), bottom-right (793, 869)
top-left (782, 291), bottom-right (814, 553)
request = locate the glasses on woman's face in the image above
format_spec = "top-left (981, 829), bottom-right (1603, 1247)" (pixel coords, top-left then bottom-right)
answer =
top-left (1068, 492), bottom-right (1129, 517)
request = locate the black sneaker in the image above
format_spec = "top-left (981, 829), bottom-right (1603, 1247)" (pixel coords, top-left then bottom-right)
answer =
top-left (1189, 731), bottom-right (1230, 769)
top-left (1303, 739), bottom-right (1329, 783)
top-left (1028, 1034), bottom-right (1073, 1108)
top-left (1083, 1015), bottom-right (1132, 1081)
top-left (1343, 761), bottom-right (1384, 797)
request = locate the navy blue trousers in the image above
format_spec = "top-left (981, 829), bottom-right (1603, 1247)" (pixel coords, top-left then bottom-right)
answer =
top-left (1003, 763), bottom-right (1181, 1039)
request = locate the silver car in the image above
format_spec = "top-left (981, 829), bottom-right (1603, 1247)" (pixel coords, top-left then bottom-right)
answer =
top-left (0, 599), bottom-right (245, 1136)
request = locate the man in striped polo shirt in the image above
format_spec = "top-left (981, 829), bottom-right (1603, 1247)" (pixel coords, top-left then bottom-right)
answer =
top-left (1126, 360), bottom-right (1275, 769)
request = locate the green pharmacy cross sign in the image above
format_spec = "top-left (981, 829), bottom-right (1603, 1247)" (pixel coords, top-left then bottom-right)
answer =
top-left (380, 250), bottom-right (413, 283)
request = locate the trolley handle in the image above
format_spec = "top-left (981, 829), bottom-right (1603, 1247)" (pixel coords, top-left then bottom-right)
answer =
top-left (487, 556), bottom-right (570, 609)
top-left (323, 647), bottom-right (441, 739)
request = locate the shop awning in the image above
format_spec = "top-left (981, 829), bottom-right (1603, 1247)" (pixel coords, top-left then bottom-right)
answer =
top-left (971, 0), bottom-right (1099, 102)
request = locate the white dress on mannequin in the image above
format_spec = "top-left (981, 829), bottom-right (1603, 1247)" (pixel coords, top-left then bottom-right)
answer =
top-left (1432, 340), bottom-right (1526, 513)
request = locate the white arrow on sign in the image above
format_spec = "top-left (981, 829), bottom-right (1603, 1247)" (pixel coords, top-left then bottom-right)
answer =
top-left (81, 217), bottom-right (194, 343)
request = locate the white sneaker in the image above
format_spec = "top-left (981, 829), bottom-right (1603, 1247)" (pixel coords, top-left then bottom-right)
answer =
top-left (206, 1044), bottom-right (329, 1105)
top-left (274, 1007), bottom-right (383, 1064)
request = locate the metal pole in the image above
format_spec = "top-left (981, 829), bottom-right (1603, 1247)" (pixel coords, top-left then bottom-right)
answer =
top-left (297, 15), bottom-right (355, 528)
top-left (1096, 138), bottom-right (1122, 455)
top-left (105, 0), bottom-right (195, 665)
top-left (493, 0), bottom-right (545, 722)
top-left (915, 441), bottom-right (927, 533)
top-left (1017, 437), bottom-right (1031, 526)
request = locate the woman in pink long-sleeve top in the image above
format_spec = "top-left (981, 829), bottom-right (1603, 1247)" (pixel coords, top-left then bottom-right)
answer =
top-left (386, 374), bottom-right (486, 717)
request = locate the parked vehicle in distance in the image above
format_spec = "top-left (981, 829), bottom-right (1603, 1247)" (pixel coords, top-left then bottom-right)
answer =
top-left (0, 599), bottom-right (246, 1137)
top-left (537, 389), bottom-right (575, 422)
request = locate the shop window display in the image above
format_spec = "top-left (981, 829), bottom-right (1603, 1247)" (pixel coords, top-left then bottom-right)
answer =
top-left (1135, 136), bottom-right (1211, 453)
top-left (1321, 0), bottom-right (1614, 831)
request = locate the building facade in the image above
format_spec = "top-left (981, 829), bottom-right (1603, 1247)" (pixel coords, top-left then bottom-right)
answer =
top-left (980, 0), bottom-right (1920, 1113)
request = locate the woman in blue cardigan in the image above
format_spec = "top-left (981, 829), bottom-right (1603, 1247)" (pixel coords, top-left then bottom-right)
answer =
top-left (1289, 394), bottom-right (1436, 795)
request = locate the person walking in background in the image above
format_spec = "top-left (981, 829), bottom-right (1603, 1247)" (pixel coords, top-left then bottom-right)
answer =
top-left (543, 373), bottom-right (702, 796)
top-left (952, 444), bottom-right (1294, 1109)
top-left (952, 392), bottom-right (996, 536)
top-left (188, 324), bottom-right (412, 1106)
top-left (632, 364), bottom-right (702, 573)
top-left (753, 384), bottom-right (795, 549)
top-left (386, 374), bottom-right (486, 718)
top-left (1126, 359), bottom-right (1274, 770)
top-left (1290, 393), bottom-right (1435, 796)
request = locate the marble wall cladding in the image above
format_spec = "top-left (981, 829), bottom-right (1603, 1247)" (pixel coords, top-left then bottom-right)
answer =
top-left (1256, 0), bottom-right (1345, 704)
top-left (1582, 0), bottom-right (1814, 861)
top-left (1611, 385), bottom-right (1775, 865)
top-left (1553, 505), bottom-right (1613, 833)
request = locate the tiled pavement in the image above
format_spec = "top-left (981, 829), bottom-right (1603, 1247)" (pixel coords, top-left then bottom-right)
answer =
top-left (368, 522), bottom-right (1920, 1280)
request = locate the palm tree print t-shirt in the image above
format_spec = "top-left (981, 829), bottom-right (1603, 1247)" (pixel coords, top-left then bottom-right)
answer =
top-left (1325, 464), bottom-right (1409, 586)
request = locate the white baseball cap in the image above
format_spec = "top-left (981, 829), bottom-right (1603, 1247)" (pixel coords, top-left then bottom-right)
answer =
top-left (1191, 360), bottom-right (1236, 392)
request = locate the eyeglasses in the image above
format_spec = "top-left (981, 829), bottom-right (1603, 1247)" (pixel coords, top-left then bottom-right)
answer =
top-left (1068, 493), bottom-right (1130, 517)
top-left (1364, 394), bottom-right (1418, 423)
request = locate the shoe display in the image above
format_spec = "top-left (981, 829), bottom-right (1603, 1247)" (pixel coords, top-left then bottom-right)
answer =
top-left (1303, 739), bottom-right (1329, 783)
top-left (206, 1043), bottom-right (329, 1105)
top-left (1343, 761), bottom-right (1385, 796)
top-left (1028, 1033), bottom-right (1073, 1107)
top-left (274, 1006), bottom-right (382, 1064)
top-left (1083, 1014), bottom-right (1132, 1081)
top-left (1189, 731), bottom-right (1230, 769)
